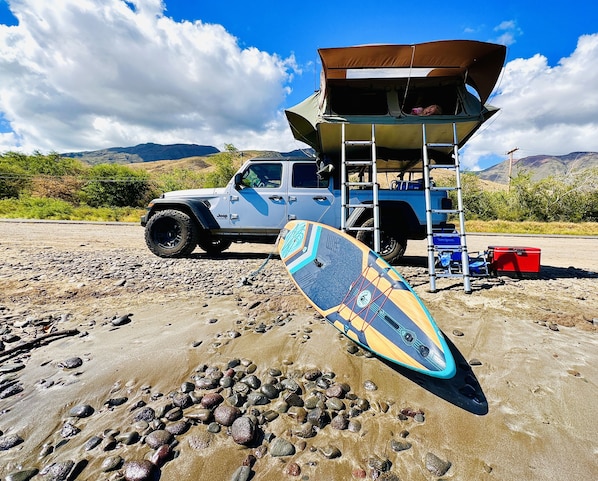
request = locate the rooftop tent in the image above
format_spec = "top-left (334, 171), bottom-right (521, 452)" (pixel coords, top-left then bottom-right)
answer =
top-left (285, 40), bottom-right (506, 167)
top-left (318, 40), bottom-right (506, 105)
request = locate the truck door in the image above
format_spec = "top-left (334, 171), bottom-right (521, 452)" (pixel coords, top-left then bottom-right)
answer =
top-left (287, 162), bottom-right (337, 226)
top-left (229, 162), bottom-right (287, 230)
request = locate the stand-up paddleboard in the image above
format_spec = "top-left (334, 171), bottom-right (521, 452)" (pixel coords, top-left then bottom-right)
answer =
top-left (277, 220), bottom-right (456, 379)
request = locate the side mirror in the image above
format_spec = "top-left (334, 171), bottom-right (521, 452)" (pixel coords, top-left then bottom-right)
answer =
top-left (234, 172), bottom-right (244, 190)
top-left (317, 163), bottom-right (334, 178)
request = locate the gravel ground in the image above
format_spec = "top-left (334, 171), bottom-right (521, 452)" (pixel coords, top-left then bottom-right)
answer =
top-left (0, 220), bottom-right (597, 481)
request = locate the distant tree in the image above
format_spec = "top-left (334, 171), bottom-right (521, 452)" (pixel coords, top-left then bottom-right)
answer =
top-left (458, 172), bottom-right (500, 220)
top-left (202, 144), bottom-right (240, 188)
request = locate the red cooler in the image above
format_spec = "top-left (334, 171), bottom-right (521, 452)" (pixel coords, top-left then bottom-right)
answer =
top-left (488, 246), bottom-right (541, 277)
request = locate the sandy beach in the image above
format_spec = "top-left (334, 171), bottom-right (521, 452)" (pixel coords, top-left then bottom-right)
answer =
top-left (0, 220), bottom-right (597, 480)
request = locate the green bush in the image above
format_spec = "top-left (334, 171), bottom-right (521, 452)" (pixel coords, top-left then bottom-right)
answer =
top-left (156, 169), bottom-right (206, 192)
top-left (446, 170), bottom-right (598, 223)
top-left (1, 151), bottom-right (85, 176)
top-left (202, 148), bottom-right (238, 188)
top-left (0, 162), bottom-right (31, 198)
top-left (0, 196), bottom-right (74, 219)
top-left (80, 164), bottom-right (152, 208)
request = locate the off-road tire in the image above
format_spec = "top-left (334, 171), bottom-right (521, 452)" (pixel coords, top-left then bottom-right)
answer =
top-left (355, 218), bottom-right (407, 264)
top-left (144, 209), bottom-right (198, 258)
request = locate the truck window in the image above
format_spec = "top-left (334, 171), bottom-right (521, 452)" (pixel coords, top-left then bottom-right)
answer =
top-left (292, 163), bottom-right (330, 188)
top-left (241, 163), bottom-right (282, 188)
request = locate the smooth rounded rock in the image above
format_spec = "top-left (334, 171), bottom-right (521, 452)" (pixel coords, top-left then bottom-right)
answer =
top-left (101, 455), bottom-right (123, 472)
top-left (166, 420), bottom-right (189, 435)
top-left (68, 404), bottom-right (94, 418)
top-left (41, 461), bottom-right (74, 481)
top-left (230, 465), bottom-right (252, 481)
top-left (0, 434), bottom-right (24, 450)
top-left (425, 452), bottom-right (452, 476)
top-left (58, 357), bottom-right (82, 369)
top-left (5, 468), bottom-right (39, 481)
top-left (145, 429), bottom-right (173, 449)
top-left (134, 407), bottom-right (155, 422)
top-left (172, 392), bottom-right (192, 408)
top-left (270, 437), bottom-right (295, 457)
top-left (200, 392), bottom-right (224, 409)
top-left (60, 422), bottom-right (80, 438)
top-left (320, 445), bottom-right (342, 459)
top-left (231, 416), bottom-right (256, 445)
top-left (123, 460), bottom-right (156, 481)
top-left (390, 439), bottom-right (412, 452)
top-left (214, 405), bottom-right (241, 426)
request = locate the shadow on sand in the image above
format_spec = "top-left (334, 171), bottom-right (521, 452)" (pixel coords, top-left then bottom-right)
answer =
top-left (376, 336), bottom-right (489, 416)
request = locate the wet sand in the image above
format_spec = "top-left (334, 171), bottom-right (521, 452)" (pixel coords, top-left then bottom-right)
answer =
top-left (0, 220), bottom-right (597, 480)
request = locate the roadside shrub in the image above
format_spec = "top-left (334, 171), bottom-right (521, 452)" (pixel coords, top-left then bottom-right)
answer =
top-left (0, 195), bottom-right (74, 219)
top-left (0, 162), bottom-right (30, 198)
top-left (80, 164), bottom-right (152, 207)
top-left (31, 175), bottom-right (85, 203)
top-left (156, 168), bottom-right (206, 193)
top-left (1, 151), bottom-right (85, 176)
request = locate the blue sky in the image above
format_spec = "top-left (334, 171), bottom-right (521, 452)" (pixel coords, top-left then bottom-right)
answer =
top-left (1, 0), bottom-right (597, 169)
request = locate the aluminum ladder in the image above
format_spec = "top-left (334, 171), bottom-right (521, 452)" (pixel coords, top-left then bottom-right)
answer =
top-left (340, 123), bottom-right (381, 253)
top-left (422, 122), bottom-right (472, 293)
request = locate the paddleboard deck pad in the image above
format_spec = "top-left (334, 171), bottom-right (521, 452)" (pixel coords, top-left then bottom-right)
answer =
top-left (278, 220), bottom-right (456, 379)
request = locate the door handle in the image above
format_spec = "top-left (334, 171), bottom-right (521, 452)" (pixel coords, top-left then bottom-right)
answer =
top-left (313, 196), bottom-right (327, 201)
top-left (269, 195), bottom-right (283, 201)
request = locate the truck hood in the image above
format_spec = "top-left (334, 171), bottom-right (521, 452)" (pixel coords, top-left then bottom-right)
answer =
top-left (161, 187), bottom-right (226, 199)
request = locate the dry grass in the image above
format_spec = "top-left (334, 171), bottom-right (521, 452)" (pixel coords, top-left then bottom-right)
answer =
top-left (466, 220), bottom-right (598, 236)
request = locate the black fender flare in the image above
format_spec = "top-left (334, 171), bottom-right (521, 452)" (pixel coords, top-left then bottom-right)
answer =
top-left (145, 199), bottom-right (220, 230)
top-left (346, 201), bottom-right (420, 238)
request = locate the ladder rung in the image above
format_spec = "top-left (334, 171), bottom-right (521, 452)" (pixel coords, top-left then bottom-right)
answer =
top-left (428, 164), bottom-right (457, 169)
top-left (346, 203), bottom-right (374, 209)
top-left (431, 209), bottom-right (460, 214)
top-left (430, 186), bottom-right (458, 191)
top-left (345, 226), bottom-right (375, 232)
top-left (346, 181), bottom-right (374, 187)
top-left (427, 142), bottom-right (455, 148)
top-left (345, 160), bottom-right (374, 166)
top-left (345, 140), bottom-right (374, 146)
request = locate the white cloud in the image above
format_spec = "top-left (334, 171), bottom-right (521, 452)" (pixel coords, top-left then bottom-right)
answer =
top-left (0, 0), bottom-right (300, 153)
top-left (462, 33), bottom-right (598, 170)
top-left (490, 19), bottom-right (522, 47)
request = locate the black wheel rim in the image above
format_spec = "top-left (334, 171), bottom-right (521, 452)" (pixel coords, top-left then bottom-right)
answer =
top-left (153, 217), bottom-right (182, 249)
top-left (361, 231), bottom-right (396, 256)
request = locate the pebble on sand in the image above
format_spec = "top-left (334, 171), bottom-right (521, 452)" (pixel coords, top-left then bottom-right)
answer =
top-left (123, 460), bottom-right (156, 481)
top-left (0, 433), bottom-right (24, 450)
top-left (425, 452), bottom-right (452, 476)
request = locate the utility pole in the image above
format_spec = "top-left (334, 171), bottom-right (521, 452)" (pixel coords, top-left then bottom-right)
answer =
top-left (506, 147), bottom-right (519, 191)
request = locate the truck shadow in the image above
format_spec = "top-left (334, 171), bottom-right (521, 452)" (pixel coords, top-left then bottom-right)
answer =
top-left (399, 256), bottom-right (597, 281)
top-left (190, 252), bottom-right (275, 261)
top-left (376, 336), bottom-right (489, 415)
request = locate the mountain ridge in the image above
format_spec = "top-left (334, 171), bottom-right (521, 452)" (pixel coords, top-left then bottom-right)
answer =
top-left (61, 143), bottom-right (597, 184)
top-left (476, 151), bottom-right (598, 184)
top-left (61, 142), bottom-right (313, 165)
